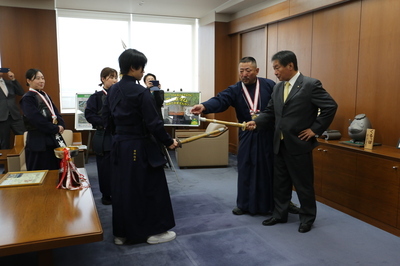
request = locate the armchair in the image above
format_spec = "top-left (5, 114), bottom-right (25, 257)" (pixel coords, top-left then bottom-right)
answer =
top-left (175, 123), bottom-right (229, 168)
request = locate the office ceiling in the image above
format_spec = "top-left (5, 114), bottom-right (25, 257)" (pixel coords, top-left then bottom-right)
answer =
top-left (54, 0), bottom-right (281, 19)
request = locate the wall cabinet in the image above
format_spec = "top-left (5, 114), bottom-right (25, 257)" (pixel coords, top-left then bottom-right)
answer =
top-left (314, 145), bottom-right (358, 209)
top-left (313, 140), bottom-right (400, 236)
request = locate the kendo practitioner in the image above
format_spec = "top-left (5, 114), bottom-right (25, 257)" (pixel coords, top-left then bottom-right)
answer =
top-left (102, 49), bottom-right (179, 245)
top-left (84, 67), bottom-right (118, 205)
top-left (191, 57), bottom-right (300, 216)
top-left (20, 69), bottom-right (65, 170)
top-left (191, 57), bottom-right (275, 215)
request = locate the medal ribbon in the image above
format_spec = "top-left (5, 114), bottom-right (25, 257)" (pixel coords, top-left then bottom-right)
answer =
top-left (56, 149), bottom-right (69, 189)
top-left (29, 88), bottom-right (57, 122)
top-left (241, 79), bottom-right (260, 115)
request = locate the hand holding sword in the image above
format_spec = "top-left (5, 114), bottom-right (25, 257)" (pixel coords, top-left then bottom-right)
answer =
top-left (246, 121), bottom-right (257, 131)
top-left (168, 139), bottom-right (179, 149)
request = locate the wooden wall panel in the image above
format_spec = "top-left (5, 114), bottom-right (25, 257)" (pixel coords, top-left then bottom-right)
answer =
top-left (215, 22), bottom-right (236, 95)
top-left (231, 34), bottom-right (241, 79)
top-left (290, 0), bottom-right (350, 15)
top-left (229, 1), bottom-right (289, 34)
top-left (267, 23), bottom-right (278, 81)
top-left (276, 14), bottom-right (313, 77)
top-left (241, 28), bottom-right (267, 77)
top-left (357, 0), bottom-right (400, 145)
top-left (228, 0), bottom-right (349, 35)
top-left (214, 22), bottom-right (239, 152)
top-left (227, 34), bottom-right (242, 153)
top-left (311, 1), bottom-right (361, 134)
top-left (0, 6), bottom-right (60, 110)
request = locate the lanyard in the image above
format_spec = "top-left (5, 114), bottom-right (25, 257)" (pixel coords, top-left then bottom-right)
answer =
top-left (29, 88), bottom-right (57, 123)
top-left (102, 88), bottom-right (108, 95)
top-left (241, 79), bottom-right (260, 116)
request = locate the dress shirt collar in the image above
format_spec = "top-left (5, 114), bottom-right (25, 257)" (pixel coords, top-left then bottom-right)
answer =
top-left (286, 71), bottom-right (300, 93)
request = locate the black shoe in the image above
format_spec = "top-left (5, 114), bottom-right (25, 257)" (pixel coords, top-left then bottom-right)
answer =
top-left (288, 202), bottom-right (300, 214)
top-left (232, 207), bottom-right (247, 215)
top-left (262, 217), bottom-right (287, 226)
top-left (101, 196), bottom-right (112, 205)
top-left (298, 223), bottom-right (312, 233)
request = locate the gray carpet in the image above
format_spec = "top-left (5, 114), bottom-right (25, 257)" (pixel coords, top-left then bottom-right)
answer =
top-left (1, 152), bottom-right (400, 265)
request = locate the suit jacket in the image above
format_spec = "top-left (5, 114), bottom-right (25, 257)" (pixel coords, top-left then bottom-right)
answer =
top-left (0, 79), bottom-right (25, 121)
top-left (255, 74), bottom-right (338, 155)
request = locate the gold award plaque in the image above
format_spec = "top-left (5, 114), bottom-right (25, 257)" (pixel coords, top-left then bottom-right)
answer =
top-left (0, 170), bottom-right (48, 188)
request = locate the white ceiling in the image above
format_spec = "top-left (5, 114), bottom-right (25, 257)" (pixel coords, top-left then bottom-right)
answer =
top-left (0, 0), bottom-right (284, 20)
top-left (55, 0), bottom-right (280, 19)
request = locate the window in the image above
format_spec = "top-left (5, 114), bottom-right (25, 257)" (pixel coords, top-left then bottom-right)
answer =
top-left (57, 10), bottom-right (198, 113)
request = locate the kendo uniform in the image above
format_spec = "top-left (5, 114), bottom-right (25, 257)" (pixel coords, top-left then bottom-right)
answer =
top-left (202, 78), bottom-right (275, 215)
top-left (85, 89), bottom-right (112, 204)
top-left (103, 75), bottom-right (175, 241)
top-left (20, 90), bottom-right (65, 170)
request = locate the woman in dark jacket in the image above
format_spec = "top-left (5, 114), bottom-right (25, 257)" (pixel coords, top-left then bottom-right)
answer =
top-left (84, 67), bottom-right (118, 205)
top-left (20, 69), bottom-right (65, 170)
top-left (103, 49), bottom-right (178, 245)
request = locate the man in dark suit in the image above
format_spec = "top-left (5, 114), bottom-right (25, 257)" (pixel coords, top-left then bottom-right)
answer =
top-left (247, 50), bottom-right (338, 233)
top-left (0, 69), bottom-right (25, 149)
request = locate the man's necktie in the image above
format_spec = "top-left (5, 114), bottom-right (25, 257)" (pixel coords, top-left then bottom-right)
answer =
top-left (283, 81), bottom-right (290, 102)
top-left (0, 79), bottom-right (8, 97)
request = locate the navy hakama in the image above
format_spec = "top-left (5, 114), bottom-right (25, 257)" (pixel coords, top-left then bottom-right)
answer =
top-left (103, 75), bottom-right (175, 240)
top-left (202, 78), bottom-right (275, 214)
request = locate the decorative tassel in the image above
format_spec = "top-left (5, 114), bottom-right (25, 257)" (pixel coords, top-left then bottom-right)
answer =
top-left (56, 147), bottom-right (89, 190)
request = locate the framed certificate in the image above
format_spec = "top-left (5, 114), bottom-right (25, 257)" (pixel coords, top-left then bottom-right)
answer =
top-left (0, 170), bottom-right (48, 188)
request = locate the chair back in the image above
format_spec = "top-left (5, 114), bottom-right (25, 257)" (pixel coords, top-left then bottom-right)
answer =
top-left (62, 129), bottom-right (73, 146)
top-left (205, 123), bottom-right (225, 133)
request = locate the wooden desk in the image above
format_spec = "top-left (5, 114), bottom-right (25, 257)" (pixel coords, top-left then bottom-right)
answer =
top-left (0, 169), bottom-right (103, 263)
